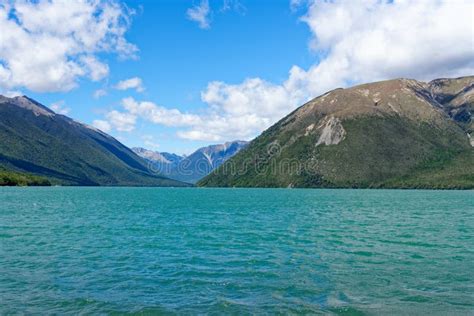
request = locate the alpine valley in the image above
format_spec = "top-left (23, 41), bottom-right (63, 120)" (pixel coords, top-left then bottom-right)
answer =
top-left (199, 76), bottom-right (474, 189)
top-left (132, 141), bottom-right (248, 184)
top-left (0, 96), bottom-right (187, 186)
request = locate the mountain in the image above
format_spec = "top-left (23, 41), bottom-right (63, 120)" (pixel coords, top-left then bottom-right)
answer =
top-left (428, 77), bottom-right (473, 139)
top-left (131, 147), bottom-right (184, 180)
top-left (132, 147), bottom-right (183, 165)
top-left (0, 95), bottom-right (188, 186)
top-left (133, 141), bottom-right (248, 184)
top-left (199, 76), bottom-right (474, 189)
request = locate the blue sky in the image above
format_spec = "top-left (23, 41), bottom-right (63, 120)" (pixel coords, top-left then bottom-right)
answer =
top-left (1, 0), bottom-right (473, 154)
top-left (27, 0), bottom-right (316, 154)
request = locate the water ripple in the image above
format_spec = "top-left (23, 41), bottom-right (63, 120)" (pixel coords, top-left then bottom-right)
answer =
top-left (0, 187), bottom-right (473, 314)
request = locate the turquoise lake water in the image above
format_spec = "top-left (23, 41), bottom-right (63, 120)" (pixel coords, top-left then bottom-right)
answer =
top-left (1, 187), bottom-right (473, 315)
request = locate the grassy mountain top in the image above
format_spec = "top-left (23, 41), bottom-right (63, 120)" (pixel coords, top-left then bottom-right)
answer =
top-left (199, 76), bottom-right (473, 189)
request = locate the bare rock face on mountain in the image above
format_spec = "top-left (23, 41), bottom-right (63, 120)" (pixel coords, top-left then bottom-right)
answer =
top-left (132, 147), bottom-right (183, 165)
top-left (428, 77), bottom-right (473, 135)
top-left (199, 76), bottom-right (474, 189)
top-left (133, 141), bottom-right (248, 184)
top-left (0, 96), bottom-right (188, 186)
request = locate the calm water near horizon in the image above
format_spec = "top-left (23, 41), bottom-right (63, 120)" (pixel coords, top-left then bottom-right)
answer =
top-left (1, 187), bottom-right (473, 314)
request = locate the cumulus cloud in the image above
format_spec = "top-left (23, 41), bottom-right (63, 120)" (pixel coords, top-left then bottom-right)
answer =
top-left (50, 100), bottom-right (71, 115)
top-left (0, 0), bottom-right (136, 93)
top-left (106, 110), bottom-right (136, 132)
top-left (95, 97), bottom-right (199, 133)
top-left (299, 0), bottom-right (474, 86)
top-left (95, 95), bottom-right (282, 141)
top-left (187, 0), bottom-right (211, 29)
top-left (121, 97), bottom-right (202, 127)
top-left (114, 77), bottom-right (144, 92)
top-left (141, 135), bottom-right (160, 149)
top-left (2, 90), bottom-right (23, 98)
top-left (177, 130), bottom-right (221, 142)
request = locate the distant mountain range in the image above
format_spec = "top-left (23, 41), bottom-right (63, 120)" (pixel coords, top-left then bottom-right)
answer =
top-left (133, 141), bottom-right (248, 184)
top-left (199, 76), bottom-right (474, 189)
top-left (0, 95), bottom-right (187, 186)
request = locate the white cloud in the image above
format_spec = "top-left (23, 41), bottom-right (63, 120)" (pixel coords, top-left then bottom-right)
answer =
top-left (121, 97), bottom-right (202, 127)
top-left (2, 90), bottom-right (23, 98)
top-left (50, 100), bottom-right (71, 115)
top-left (94, 95), bottom-right (285, 141)
top-left (92, 119), bottom-right (112, 133)
top-left (187, 0), bottom-right (211, 29)
top-left (114, 77), bottom-right (144, 92)
top-left (95, 97), bottom-right (201, 135)
top-left (142, 135), bottom-right (160, 149)
top-left (0, 0), bottom-right (136, 93)
top-left (298, 0), bottom-right (474, 86)
top-left (93, 89), bottom-right (108, 99)
top-left (106, 110), bottom-right (136, 132)
top-left (177, 130), bottom-right (222, 142)
top-left (80, 55), bottom-right (110, 81)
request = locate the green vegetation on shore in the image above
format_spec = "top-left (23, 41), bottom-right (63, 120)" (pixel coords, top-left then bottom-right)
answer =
top-left (0, 168), bottom-right (51, 186)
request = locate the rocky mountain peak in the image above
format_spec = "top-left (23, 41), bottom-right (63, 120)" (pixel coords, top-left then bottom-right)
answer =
top-left (0, 95), bottom-right (55, 117)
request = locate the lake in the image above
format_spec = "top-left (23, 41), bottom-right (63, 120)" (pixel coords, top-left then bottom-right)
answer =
top-left (1, 187), bottom-right (473, 314)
